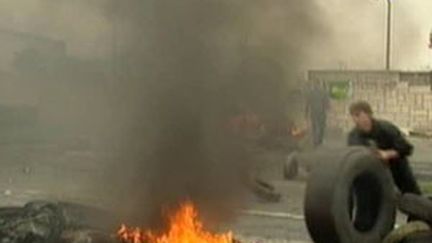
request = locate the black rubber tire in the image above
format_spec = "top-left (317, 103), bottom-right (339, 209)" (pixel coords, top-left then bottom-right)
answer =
top-left (304, 147), bottom-right (397, 243)
top-left (283, 152), bottom-right (299, 180)
top-left (398, 193), bottom-right (432, 224)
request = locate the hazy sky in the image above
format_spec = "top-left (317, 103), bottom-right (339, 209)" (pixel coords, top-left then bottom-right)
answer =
top-left (313, 0), bottom-right (432, 70)
top-left (0, 0), bottom-right (430, 70)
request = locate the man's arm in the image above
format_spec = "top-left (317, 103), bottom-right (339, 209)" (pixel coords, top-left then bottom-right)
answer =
top-left (387, 123), bottom-right (413, 157)
top-left (348, 129), bottom-right (396, 162)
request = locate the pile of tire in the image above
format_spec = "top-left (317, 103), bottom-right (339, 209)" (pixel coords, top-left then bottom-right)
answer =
top-left (304, 147), bottom-right (397, 243)
top-left (382, 194), bottom-right (432, 243)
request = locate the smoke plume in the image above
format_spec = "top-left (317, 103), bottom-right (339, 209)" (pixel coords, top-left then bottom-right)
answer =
top-left (96, 0), bottom-right (324, 229)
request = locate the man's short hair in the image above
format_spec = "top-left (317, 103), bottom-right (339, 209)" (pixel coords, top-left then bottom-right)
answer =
top-left (349, 101), bottom-right (373, 115)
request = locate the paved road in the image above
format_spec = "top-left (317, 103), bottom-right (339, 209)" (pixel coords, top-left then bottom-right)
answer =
top-left (0, 142), bottom-right (309, 242)
top-left (0, 142), bottom-right (311, 242)
top-left (0, 133), bottom-right (430, 242)
top-left (226, 179), bottom-right (311, 242)
top-left (229, 133), bottom-right (432, 242)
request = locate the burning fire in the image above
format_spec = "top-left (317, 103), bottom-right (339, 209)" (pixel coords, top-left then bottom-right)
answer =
top-left (117, 201), bottom-right (233, 243)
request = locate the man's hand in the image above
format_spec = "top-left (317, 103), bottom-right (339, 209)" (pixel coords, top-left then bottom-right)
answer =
top-left (376, 149), bottom-right (399, 162)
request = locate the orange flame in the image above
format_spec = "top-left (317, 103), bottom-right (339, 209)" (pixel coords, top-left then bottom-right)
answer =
top-left (117, 201), bottom-right (233, 243)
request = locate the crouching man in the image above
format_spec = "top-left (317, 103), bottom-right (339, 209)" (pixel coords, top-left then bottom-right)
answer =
top-left (347, 101), bottom-right (421, 196)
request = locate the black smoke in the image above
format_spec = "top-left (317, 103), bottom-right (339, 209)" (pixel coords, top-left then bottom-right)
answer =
top-left (100, 0), bottom-right (324, 230)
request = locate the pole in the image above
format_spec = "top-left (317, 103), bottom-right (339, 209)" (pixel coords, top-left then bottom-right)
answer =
top-left (385, 0), bottom-right (392, 70)
top-left (112, 11), bottom-right (117, 79)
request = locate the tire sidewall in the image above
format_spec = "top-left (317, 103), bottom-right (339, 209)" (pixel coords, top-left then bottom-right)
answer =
top-left (332, 150), bottom-right (396, 243)
top-left (305, 147), bottom-right (396, 243)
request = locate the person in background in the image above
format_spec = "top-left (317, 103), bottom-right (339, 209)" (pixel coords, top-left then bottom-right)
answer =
top-left (347, 101), bottom-right (421, 196)
top-left (305, 81), bottom-right (330, 147)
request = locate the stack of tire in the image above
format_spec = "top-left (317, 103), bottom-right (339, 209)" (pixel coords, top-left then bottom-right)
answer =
top-left (304, 147), bottom-right (432, 243)
top-left (304, 147), bottom-right (396, 243)
top-left (382, 194), bottom-right (432, 243)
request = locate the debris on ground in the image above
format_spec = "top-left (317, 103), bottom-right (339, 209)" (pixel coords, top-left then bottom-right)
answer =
top-left (0, 200), bottom-right (116, 243)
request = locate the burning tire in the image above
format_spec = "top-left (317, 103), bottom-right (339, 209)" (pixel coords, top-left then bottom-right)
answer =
top-left (304, 147), bottom-right (397, 243)
top-left (283, 151), bottom-right (299, 180)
